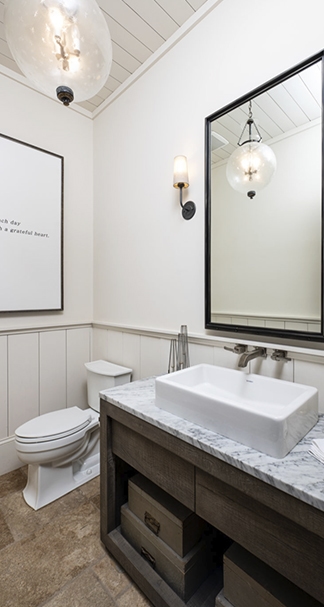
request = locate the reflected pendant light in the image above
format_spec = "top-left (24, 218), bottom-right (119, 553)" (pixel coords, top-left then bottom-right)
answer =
top-left (226, 101), bottom-right (277, 199)
top-left (4, 0), bottom-right (112, 106)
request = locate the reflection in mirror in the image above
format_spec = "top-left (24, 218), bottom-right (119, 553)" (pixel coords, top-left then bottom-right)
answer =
top-left (205, 51), bottom-right (323, 341)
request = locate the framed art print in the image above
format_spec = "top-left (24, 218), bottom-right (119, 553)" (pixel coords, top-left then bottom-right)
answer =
top-left (0, 134), bottom-right (63, 312)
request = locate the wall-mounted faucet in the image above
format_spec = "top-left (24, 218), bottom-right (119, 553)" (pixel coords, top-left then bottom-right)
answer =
top-left (238, 347), bottom-right (267, 368)
top-left (224, 344), bottom-right (267, 368)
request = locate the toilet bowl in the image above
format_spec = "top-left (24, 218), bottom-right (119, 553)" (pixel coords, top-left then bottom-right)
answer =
top-left (15, 360), bottom-right (132, 510)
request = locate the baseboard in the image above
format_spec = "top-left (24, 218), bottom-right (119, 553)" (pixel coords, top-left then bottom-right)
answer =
top-left (0, 437), bottom-right (22, 476)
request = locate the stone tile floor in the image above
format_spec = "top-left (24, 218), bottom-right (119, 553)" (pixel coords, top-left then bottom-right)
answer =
top-left (0, 467), bottom-right (153, 607)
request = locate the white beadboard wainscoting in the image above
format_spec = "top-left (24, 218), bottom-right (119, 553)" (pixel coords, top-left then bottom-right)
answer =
top-left (2, 321), bottom-right (324, 476)
top-left (0, 324), bottom-right (91, 475)
top-left (92, 323), bottom-right (324, 416)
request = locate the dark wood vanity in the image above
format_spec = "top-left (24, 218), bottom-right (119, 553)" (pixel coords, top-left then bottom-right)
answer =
top-left (100, 394), bottom-right (324, 607)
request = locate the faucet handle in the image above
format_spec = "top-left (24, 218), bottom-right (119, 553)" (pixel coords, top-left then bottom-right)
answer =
top-left (224, 344), bottom-right (247, 355)
top-left (271, 349), bottom-right (291, 363)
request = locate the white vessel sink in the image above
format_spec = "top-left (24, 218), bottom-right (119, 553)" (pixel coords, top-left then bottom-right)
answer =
top-left (155, 364), bottom-right (318, 458)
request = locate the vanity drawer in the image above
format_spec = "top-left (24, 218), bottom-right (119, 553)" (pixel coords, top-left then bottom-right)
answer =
top-left (121, 503), bottom-right (211, 602)
top-left (128, 474), bottom-right (205, 557)
top-left (222, 543), bottom-right (323, 607)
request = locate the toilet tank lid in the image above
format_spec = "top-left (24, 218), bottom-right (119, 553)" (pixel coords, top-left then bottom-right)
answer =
top-left (84, 360), bottom-right (132, 376)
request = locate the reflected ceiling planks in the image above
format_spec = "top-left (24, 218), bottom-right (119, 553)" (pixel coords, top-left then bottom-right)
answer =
top-left (211, 63), bottom-right (322, 166)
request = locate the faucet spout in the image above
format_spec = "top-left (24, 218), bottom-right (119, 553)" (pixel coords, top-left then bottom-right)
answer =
top-left (238, 347), bottom-right (267, 368)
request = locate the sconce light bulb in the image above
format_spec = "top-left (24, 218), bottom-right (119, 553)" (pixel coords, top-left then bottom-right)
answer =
top-left (173, 155), bottom-right (189, 188)
top-left (173, 155), bottom-right (196, 219)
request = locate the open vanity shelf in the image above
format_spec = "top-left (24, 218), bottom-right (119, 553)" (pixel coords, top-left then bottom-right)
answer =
top-left (100, 380), bottom-right (324, 607)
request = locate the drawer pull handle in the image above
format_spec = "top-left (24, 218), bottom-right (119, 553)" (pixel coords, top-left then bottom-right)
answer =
top-left (140, 546), bottom-right (156, 569)
top-left (144, 512), bottom-right (160, 536)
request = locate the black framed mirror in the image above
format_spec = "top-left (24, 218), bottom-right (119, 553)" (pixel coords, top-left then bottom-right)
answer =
top-left (205, 51), bottom-right (324, 342)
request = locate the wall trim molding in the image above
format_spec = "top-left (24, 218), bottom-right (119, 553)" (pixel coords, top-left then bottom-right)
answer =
top-left (3, 320), bottom-right (323, 360)
top-left (1, 320), bottom-right (324, 362)
top-left (0, 322), bottom-right (92, 337)
top-left (92, 322), bottom-right (324, 364)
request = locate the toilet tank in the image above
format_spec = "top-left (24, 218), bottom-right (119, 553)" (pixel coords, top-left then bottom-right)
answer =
top-left (84, 360), bottom-right (132, 412)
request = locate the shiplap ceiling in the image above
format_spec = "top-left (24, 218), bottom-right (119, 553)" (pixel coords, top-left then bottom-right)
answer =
top-left (211, 61), bottom-right (322, 166)
top-left (0, 0), bottom-right (209, 113)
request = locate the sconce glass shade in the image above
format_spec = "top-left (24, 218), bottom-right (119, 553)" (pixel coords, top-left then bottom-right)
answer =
top-left (226, 141), bottom-right (277, 199)
top-left (173, 155), bottom-right (189, 188)
top-left (4, 0), bottom-right (112, 104)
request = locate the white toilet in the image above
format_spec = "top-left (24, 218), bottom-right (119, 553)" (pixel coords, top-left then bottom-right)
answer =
top-left (15, 360), bottom-right (132, 510)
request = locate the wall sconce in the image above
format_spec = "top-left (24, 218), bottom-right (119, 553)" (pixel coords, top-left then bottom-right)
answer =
top-left (4, 0), bottom-right (112, 106)
top-left (173, 156), bottom-right (196, 220)
top-left (226, 101), bottom-right (277, 199)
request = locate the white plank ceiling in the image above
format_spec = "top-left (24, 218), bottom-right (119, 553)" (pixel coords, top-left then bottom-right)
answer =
top-left (0, 0), bottom-right (209, 113)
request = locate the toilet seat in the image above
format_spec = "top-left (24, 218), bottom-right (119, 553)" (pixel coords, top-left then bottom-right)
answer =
top-left (15, 407), bottom-right (92, 444)
top-left (15, 407), bottom-right (99, 460)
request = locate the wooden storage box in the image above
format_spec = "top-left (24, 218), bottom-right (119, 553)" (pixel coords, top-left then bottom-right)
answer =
top-left (121, 503), bottom-right (211, 602)
top-left (128, 473), bottom-right (205, 557)
top-left (223, 543), bottom-right (322, 607)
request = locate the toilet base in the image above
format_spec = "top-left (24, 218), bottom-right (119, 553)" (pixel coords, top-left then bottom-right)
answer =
top-left (23, 449), bottom-right (100, 510)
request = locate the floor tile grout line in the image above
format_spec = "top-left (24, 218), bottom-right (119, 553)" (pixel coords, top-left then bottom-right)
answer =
top-left (0, 487), bottom-right (91, 549)
top-left (0, 487), bottom-right (106, 607)
top-left (0, 470), bottom-right (153, 607)
top-left (36, 555), bottom-right (116, 607)
top-left (91, 560), bottom-right (126, 606)
top-left (0, 476), bottom-right (100, 554)
top-left (90, 554), bottom-right (133, 603)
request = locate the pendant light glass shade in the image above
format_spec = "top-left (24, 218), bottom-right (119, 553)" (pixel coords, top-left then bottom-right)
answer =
top-left (226, 140), bottom-right (277, 199)
top-left (4, 0), bottom-right (112, 104)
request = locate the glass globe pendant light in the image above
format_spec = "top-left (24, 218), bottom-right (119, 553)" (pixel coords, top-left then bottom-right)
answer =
top-left (226, 101), bottom-right (276, 199)
top-left (4, 0), bottom-right (112, 106)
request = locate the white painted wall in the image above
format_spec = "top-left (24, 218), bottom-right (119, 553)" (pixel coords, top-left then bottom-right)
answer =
top-left (93, 0), bottom-right (324, 337)
top-left (0, 73), bottom-right (94, 474)
top-left (0, 73), bottom-right (94, 328)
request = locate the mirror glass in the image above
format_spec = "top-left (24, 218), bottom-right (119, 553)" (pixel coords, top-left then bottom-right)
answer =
top-left (205, 52), bottom-right (323, 341)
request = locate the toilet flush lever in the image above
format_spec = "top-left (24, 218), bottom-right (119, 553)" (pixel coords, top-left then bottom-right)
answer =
top-left (224, 344), bottom-right (247, 355)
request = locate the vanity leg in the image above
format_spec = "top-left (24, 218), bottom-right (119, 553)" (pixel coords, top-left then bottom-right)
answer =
top-left (100, 409), bottom-right (112, 540)
top-left (100, 412), bottom-right (134, 539)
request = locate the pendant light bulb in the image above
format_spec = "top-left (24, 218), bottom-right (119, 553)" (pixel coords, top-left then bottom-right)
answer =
top-left (226, 141), bottom-right (277, 199)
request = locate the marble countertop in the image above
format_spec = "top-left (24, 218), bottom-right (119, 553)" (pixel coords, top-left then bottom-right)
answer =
top-left (100, 377), bottom-right (324, 513)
